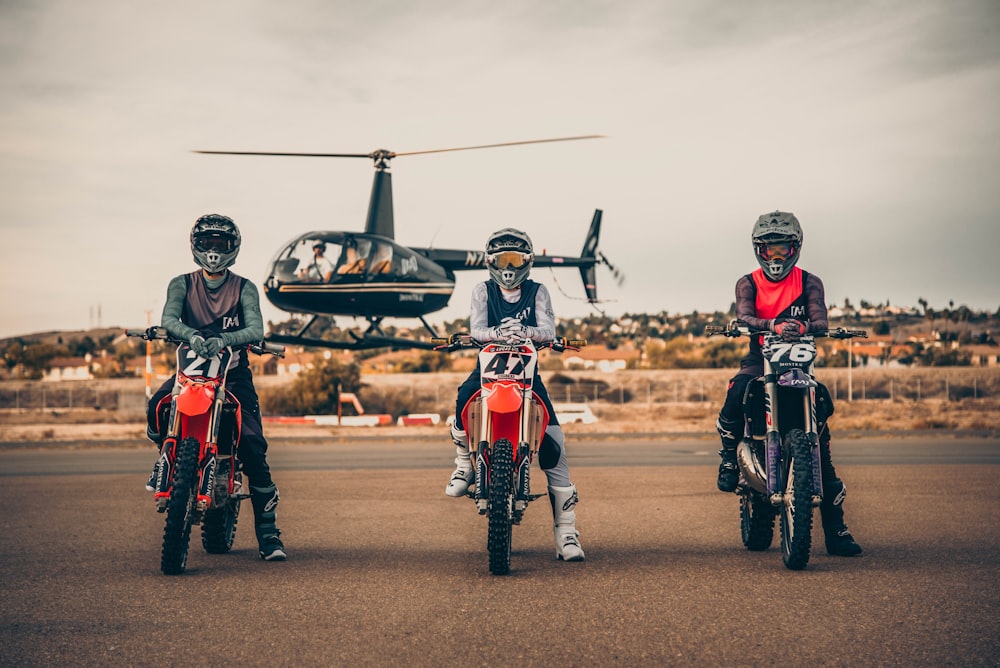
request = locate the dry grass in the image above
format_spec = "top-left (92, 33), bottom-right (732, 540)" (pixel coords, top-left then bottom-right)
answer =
top-left (1, 367), bottom-right (998, 441)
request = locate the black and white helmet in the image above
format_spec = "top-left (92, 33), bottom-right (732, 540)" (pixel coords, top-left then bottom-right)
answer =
top-left (191, 214), bottom-right (240, 273)
top-left (751, 210), bottom-right (802, 281)
top-left (486, 228), bottom-right (534, 290)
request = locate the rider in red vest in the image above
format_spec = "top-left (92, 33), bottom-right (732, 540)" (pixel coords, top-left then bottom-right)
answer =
top-left (715, 211), bottom-right (862, 557)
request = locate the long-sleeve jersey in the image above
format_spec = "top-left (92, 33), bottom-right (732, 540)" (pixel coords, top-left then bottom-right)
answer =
top-left (161, 270), bottom-right (265, 368)
top-left (469, 279), bottom-right (556, 343)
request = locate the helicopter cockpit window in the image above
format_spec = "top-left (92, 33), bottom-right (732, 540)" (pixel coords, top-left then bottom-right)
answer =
top-left (271, 238), bottom-right (343, 284)
top-left (369, 241), bottom-right (393, 274)
top-left (336, 237), bottom-right (372, 275)
top-left (299, 240), bottom-right (342, 282)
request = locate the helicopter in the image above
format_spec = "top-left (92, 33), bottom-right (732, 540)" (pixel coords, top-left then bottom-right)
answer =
top-left (195, 136), bottom-right (621, 350)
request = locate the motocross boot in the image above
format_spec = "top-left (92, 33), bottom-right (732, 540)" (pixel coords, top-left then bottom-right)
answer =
top-left (549, 485), bottom-right (585, 561)
top-left (821, 477), bottom-right (862, 556)
top-left (819, 439), bottom-right (862, 556)
top-left (716, 417), bottom-right (740, 493)
top-left (144, 424), bottom-right (163, 492)
top-left (250, 483), bottom-right (287, 561)
top-left (445, 425), bottom-right (474, 497)
top-left (145, 460), bottom-right (159, 492)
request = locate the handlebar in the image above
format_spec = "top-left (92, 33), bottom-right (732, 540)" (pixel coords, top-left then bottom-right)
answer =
top-left (705, 321), bottom-right (867, 340)
top-left (125, 327), bottom-right (286, 357)
top-left (431, 333), bottom-right (587, 353)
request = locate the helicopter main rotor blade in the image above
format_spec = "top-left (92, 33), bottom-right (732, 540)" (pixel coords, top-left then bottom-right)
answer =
top-left (393, 135), bottom-right (605, 157)
top-left (193, 150), bottom-right (373, 158)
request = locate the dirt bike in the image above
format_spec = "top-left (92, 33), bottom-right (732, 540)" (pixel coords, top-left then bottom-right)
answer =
top-left (433, 333), bottom-right (584, 575)
top-left (706, 320), bottom-right (867, 570)
top-left (125, 326), bottom-right (284, 575)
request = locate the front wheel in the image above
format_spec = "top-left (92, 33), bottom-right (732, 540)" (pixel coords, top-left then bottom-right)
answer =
top-left (161, 437), bottom-right (200, 575)
top-left (487, 438), bottom-right (514, 576)
top-left (779, 429), bottom-right (815, 570)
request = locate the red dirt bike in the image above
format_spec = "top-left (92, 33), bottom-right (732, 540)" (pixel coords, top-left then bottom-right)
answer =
top-left (433, 333), bottom-right (584, 575)
top-left (706, 320), bottom-right (866, 570)
top-left (126, 326), bottom-right (284, 575)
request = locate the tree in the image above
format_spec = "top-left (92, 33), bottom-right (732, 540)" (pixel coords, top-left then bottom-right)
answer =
top-left (259, 357), bottom-right (361, 415)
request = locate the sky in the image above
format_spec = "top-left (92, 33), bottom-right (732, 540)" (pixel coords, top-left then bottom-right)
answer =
top-left (1, 0), bottom-right (998, 339)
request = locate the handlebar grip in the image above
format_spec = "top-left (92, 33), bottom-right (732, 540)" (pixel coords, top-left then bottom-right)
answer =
top-left (705, 325), bottom-right (726, 335)
top-left (124, 328), bottom-right (146, 337)
top-left (567, 339), bottom-right (587, 348)
top-left (262, 341), bottom-right (286, 356)
top-left (431, 338), bottom-right (449, 345)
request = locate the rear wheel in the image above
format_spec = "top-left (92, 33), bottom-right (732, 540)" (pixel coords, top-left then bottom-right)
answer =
top-left (487, 438), bottom-right (514, 576)
top-left (779, 429), bottom-right (814, 570)
top-left (740, 491), bottom-right (775, 551)
top-left (202, 499), bottom-right (240, 554)
top-left (161, 437), bottom-right (200, 575)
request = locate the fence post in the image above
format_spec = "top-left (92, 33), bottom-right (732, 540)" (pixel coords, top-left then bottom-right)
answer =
top-left (619, 383), bottom-right (624, 404)
top-left (945, 378), bottom-right (949, 401)
top-left (917, 378), bottom-right (921, 401)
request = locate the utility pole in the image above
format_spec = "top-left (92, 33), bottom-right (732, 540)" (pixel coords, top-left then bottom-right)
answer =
top-left (145, 310), bottom-right (153, 399)
top-left (847, 338), bottom-right (853, 402)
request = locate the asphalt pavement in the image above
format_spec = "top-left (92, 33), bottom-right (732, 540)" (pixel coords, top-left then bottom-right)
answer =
top-left (1, 438), bottom-right (998, 666)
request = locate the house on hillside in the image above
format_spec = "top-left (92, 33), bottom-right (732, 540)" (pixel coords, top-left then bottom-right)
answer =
top-left (561, 344), bottom-right (640, 372)
top-left (965, 345), bottom-right (1000, 367)
top-left (44, 356), bottom-right (93, 381)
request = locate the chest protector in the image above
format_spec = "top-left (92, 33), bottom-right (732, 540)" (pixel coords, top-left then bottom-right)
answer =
top-left (182, 271), bottom-right (248, 367)
top-left (485, 279), bottom-right (540, 328)
top-left (747, 267), bottom-right (809, 358)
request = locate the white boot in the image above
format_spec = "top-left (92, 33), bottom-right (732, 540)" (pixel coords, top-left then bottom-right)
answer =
top-left (445, 425), bottom-right (474, 497)
top-left (549, 485), bottom-right (585, 561)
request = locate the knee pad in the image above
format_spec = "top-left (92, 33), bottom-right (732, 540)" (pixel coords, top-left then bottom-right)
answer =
top-left (824, 478), bottom-right (846, 506)
top-left (539, 426), bottom-right (565, 470)
top-left (716, 416), bottom-right (740, 446)
top-left (450, 423), bottom-right (468, 449)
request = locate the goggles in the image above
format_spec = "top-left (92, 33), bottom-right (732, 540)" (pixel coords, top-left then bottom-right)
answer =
top-left (758, 242), bottom-right (796, 262)
top-left (195, 235), bottom-right (234, 253)
top-left (487, 251), bottom-right (531, 269)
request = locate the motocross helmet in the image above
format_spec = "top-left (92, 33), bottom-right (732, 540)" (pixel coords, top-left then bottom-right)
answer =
top-left (486, 228), bottom-right (534, 290)
top-left (191, 214), bottom-right (241, 274)
top-left (751, 210), bottom-right (802, 281)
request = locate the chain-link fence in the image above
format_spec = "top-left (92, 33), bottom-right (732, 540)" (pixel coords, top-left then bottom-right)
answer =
top-left (1, 367), bottom-right (996, 419)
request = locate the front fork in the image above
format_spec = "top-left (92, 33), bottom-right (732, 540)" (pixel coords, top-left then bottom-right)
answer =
top-left (763, 379), bottom-right (824, 506)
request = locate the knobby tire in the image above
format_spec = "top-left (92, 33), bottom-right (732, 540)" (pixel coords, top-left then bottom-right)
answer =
top-left (740, 491), bottom-right (775, 551)
top-left (201, 498), bottom-right (240, 554)
top-left (161, 436), bottom-right (200, 575)
top-left (488, 438), bottom-right (514, 576)
top-left (780, 429), bottom-right (815, 570)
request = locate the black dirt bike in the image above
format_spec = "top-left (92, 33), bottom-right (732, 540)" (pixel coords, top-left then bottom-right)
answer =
top-left (126, 326), bottom-right (284, 575)
top-left (706, 320), bottom-right (867, 570)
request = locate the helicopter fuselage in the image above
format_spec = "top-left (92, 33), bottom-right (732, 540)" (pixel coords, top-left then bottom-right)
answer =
top-left (264, 232), bottom-right (455, 319)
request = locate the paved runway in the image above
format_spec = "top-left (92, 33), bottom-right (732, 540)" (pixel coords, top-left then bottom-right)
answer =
top-left (1, 438), bottom-right (998, 666)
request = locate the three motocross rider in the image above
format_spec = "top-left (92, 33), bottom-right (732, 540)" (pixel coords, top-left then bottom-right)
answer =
top-left (145, 214), bottom-right (287, 562)
top-left (445, 228), bottom-right (585, 562)
top-left (714, 210), bottom-right (862, 557)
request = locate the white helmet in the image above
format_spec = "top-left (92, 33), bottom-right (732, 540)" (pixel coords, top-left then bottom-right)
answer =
top-left (486, 228), bottom-right (533, 290)
top-left (191, 214), bottom-right (240, 273)
top-left (751, 210), bottom-right (802, 281)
